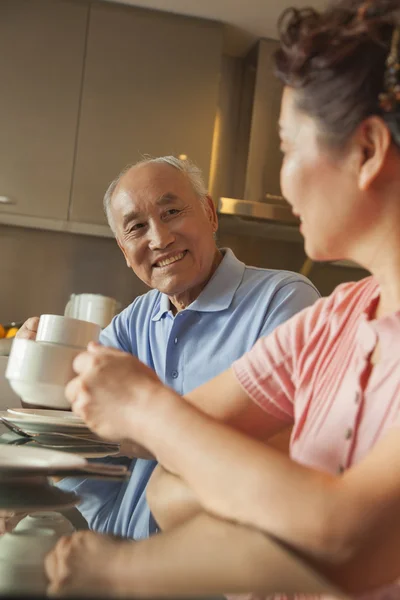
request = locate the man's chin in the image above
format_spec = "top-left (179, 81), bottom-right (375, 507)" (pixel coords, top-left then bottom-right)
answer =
top-left (153, 276), bottom-right (192, 297)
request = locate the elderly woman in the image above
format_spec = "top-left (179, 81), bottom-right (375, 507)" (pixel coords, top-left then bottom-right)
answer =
top-left (45, 0), bottom-right (400, 598)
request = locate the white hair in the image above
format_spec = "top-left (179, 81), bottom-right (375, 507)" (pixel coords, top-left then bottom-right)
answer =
top-left (103, 155), bottom-right (209, 235)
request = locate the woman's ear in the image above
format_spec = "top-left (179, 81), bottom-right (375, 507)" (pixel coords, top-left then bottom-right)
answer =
top-left (358, 116), bottom-right (392, 191)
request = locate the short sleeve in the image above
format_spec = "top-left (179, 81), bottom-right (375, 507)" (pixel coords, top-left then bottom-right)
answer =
top-left (99, 300), bottom-right (140, 354)
top-left (258, 279), bottom-right (320, 338)
top-left (232, 294), bottom-right (330, 422)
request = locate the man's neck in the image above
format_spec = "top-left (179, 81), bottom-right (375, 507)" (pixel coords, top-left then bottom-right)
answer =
top-left (168, 249), bottom-right (223, 315)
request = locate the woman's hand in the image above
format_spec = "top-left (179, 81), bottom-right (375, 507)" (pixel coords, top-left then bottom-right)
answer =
top-left (45, 530), bottom-right (133, 597)
top-left (65, 343), bottom-right (167, 444)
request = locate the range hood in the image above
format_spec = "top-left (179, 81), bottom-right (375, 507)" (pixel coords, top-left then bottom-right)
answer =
top-left (212, 44), bottom-right (362, 269)
top-left (218, 195), bottom-right (299, 226)
top-left (213, 40), bottom-right (294, 234)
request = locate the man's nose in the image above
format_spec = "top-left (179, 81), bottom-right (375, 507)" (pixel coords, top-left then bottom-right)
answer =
top-left (148, 221), bottom-right (175, 250)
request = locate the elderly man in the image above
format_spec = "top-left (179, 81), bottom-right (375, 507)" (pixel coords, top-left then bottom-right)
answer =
top-left (18, 155), bottom-right (319, 540)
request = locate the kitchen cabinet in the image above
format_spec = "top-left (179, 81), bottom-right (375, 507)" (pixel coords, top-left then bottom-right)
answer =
top-left (68, 2), bottom-right (223, 225)
top-left (0, 0), bottom-right (88, 220)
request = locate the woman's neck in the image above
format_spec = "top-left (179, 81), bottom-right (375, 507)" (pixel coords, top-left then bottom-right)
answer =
top-left (367, 250), bottom-right (400, 320)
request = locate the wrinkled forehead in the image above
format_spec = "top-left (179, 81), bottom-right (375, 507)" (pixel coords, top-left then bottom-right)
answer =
top-left (112, 163), bottom-right (191, 212)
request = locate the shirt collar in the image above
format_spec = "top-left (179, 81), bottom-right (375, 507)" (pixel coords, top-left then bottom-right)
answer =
top-left (151, 248), bottom-right (245, 321)
top-left (357, 282), bottom-right (400, 359)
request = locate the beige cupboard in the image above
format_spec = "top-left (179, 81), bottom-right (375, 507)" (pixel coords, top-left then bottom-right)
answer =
top-left (0, 0), bottom-right (87, 220)
top-left (0, 0), bottom-right (222, 231)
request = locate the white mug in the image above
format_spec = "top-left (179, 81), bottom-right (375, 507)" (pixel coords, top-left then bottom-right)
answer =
top-left (64, 293), bottom-right (120, 328)
top-left (36, 314), bottom-right (101, 349)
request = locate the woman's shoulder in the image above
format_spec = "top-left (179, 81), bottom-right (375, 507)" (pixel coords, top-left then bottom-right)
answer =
top-left (293, 276), bottom-right (378, 336)
top-left (325, 276), bottom-right (379, 311)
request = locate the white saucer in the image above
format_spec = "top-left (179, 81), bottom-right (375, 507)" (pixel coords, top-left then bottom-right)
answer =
top-left (7, 408), bottom-right (84, 424)
top-left (0, 445), bottom-right (87, 471)
top-left (1, 411), bottom-right (87, 434)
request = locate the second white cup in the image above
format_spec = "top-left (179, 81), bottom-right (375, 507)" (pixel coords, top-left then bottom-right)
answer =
top-left (36, 314), bottom-right (101, 349)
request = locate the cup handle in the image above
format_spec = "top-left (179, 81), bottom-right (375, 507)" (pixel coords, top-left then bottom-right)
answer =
top-left (64, 294), bottom-right (76, 317)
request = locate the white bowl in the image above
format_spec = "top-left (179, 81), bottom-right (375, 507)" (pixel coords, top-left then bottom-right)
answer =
top-left (0, 528), bottom-right (58, 562)
top-left (0, 529), bottom-right (58, 594)
top-left (6, 338), bottom-right (80, 385)
top-left (7, 379), bottom-right (71, 409)
top-left (15, 511), bottom-right (75, 538)
top-left (36, 314), bottom-right (101, 348)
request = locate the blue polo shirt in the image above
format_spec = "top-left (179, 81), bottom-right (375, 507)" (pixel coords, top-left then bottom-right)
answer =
top-left (57, 249), bottom-right (320, 539)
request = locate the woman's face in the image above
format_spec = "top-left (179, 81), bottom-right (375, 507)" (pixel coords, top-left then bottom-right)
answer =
top-left (279, 87), bottom-right (365, 262)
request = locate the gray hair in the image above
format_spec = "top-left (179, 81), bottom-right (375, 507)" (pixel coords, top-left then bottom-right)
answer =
top-left (103, 155), bottom-right (209, 235)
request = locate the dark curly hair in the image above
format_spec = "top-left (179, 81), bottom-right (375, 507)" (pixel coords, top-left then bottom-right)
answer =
top-left (274, 0), bottom-right (400, 147)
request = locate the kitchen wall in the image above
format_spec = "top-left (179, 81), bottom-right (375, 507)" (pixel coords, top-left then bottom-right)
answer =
top-left (0, 224), bottom-right (148, 324)
top-left (0, 223), bottom-right (369, 325)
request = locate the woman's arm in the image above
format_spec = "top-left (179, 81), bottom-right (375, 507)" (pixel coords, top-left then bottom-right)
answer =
top-left (146, 467), bottom-right (201, 532)
top-left (45, 513), bottom-right (346, 599)
top-left (147, 429), bottom-right (292, 533)
top-left (67, 344), bottom-right (400, 588)
top-left (143, 392), bottom-right (400, 591)
top-left (184, 368), bottom-right (290, 440)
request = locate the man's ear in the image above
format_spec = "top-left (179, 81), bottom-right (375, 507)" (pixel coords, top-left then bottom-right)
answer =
top-left (116, 238), bottom-right (131, 268)
top-left (204, 195), bottom-right (219, 233)
top-left (358, 116), bottom-right (392, 191)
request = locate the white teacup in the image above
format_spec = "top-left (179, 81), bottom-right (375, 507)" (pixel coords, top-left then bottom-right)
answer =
top-left (36, 314), bottom-right (101, 349)
top-left (6, 338), bottom-right (81, 409)
top-left (7, 379), bottom-right (71, 409)
top-left (6, 338), bottom-right (80, 384)
top-left (65, 293), bottom-right (119, 328)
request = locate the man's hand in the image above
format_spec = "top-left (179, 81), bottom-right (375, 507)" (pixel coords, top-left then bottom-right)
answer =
top-left (65, 343), bottom-right (167, 443)
top-left (15, 317), bottom-right (40, 341)
top-left (45, 530), bottom-right (132, 597)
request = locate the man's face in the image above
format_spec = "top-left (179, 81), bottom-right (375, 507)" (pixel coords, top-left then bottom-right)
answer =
top-left (111, 163), bottom-right (219, 296)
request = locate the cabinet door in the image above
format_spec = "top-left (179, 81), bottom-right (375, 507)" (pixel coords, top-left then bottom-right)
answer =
top-left (69, 3), bottom-right (222, 226)
top-left (0, 0), bottom-right (88, 220)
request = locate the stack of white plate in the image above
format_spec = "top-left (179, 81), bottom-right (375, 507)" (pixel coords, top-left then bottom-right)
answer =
top-left (0, 444), bottom-right (129, 512)
top-left (1, 408), bottom-right (120, 458)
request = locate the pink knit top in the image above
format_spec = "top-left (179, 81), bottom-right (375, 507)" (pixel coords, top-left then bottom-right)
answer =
top-left (232, 276), bottom-right (400, 599)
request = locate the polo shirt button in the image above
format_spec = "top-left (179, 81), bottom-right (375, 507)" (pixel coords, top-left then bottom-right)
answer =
top-left (171, 370), bottom-right (179, 379)
top-left (337, 465), bottom-right (345, 474)
top-left (355, 392), bottom-right (360, 404)
top-left (174, 337), bottom-right (178, 344)
top-left (345, 428), bottom-right (353, 440)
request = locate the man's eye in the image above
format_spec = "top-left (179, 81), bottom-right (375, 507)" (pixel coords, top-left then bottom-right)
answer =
top-left (130, 223), bottom-right (145, 232)
top-left (165, 209), bottom-right (180, 216)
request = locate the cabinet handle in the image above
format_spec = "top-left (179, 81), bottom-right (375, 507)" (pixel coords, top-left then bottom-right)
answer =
top-left (0, 196), bottom-right (15, 205)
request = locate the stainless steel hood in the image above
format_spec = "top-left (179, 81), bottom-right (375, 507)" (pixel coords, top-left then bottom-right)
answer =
top-left (217, 196), bottom-right (362, 269)
top-left (217, 196), bottom-right (303, 244)
top-left (218, 195), bottom-right (299, 225)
